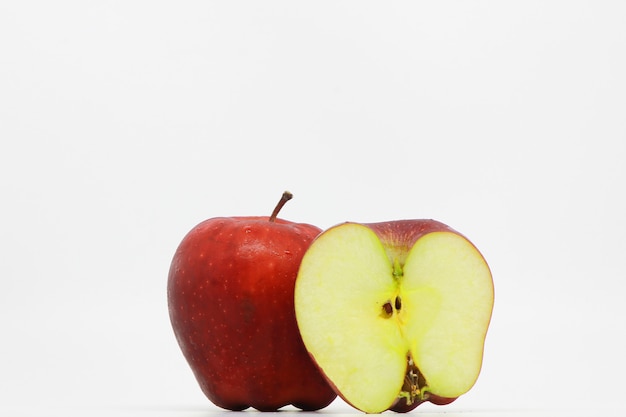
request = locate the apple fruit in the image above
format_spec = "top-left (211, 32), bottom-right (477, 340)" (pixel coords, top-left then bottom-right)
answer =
top-left (294, 219), bottom-right (494, 413)
top-left (167, 192), bottom-right (336, 411)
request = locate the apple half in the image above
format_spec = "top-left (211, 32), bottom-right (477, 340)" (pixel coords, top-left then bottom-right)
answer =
top-left (294, 220), bottom-right (494, 413)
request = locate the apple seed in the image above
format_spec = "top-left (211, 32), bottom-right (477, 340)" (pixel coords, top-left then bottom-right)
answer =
top-left (394, 296), bottom-right (402, 311)
top-left (381, 301), bottom-right (393, 318)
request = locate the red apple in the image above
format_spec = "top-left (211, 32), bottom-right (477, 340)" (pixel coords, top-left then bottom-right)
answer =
top-left (294, 219), bottom-right (494, 413)
top-left (167, 192), bottom-right (336, 411)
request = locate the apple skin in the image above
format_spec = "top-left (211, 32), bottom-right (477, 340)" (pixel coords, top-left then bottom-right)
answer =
top-left (390, 394), bottom-right (456, 413)
top-left (167, 215), bottom-right (336, 411)
top-left (364, 219), bottom-right (456, 251)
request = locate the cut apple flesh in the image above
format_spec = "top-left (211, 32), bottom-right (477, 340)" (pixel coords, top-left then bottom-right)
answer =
top-left (294, 223), bottom-right (494, 413)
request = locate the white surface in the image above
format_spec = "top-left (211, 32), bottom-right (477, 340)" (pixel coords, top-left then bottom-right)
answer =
top-left (1, 1), bottom-right (625, 415)
top-left (2, 406), bottom-right (625, 417)
top-left (3, 405), bottom-right (623, 417)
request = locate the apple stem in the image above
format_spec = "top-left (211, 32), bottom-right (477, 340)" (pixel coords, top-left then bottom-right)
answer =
top-left (269, 191), bottom-right (293, 222)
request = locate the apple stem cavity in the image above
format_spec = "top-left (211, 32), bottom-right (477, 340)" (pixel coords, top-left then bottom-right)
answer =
top-left (269, 191), bottom-right (293, 222)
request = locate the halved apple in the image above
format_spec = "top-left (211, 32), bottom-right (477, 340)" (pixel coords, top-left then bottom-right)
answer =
top-left (294, 220), bottom-right (494, 413)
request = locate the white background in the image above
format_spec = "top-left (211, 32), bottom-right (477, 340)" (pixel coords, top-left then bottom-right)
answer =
top-left (1, 1), bottom-right (625, 416)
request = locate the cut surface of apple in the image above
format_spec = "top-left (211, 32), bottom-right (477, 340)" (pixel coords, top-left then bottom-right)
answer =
top-left (294, 221), bottom-right (494, 413)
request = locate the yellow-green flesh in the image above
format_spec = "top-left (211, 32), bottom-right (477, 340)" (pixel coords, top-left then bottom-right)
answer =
top-left (294, 223), bottom-right (493, 413)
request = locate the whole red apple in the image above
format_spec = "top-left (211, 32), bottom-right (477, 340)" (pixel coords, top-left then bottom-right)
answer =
top-left (167, 192), bottom-right (336, 411)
